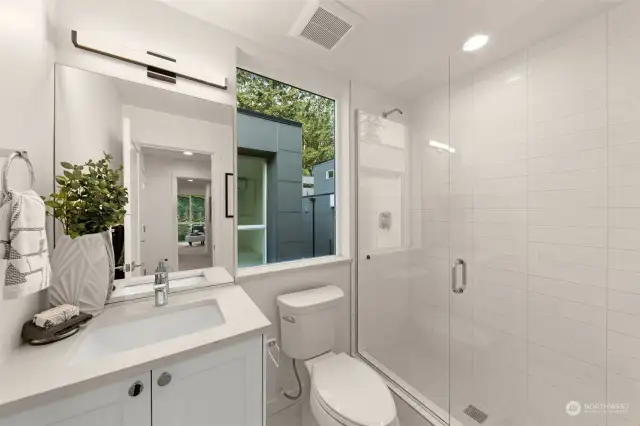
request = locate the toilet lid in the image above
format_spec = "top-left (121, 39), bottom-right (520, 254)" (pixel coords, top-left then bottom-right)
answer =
top-left (312, 353), bottom-right (396, 426)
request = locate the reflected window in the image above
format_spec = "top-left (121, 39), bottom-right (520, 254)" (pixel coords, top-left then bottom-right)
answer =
top-left (177, 194), bottom-right (205, 244)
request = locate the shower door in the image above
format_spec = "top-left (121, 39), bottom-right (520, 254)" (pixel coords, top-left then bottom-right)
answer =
top-left (356, 102), bottom-right (454, 425)
top-left (446, 53), bottom-right (529, 426)
top-left (356, 69), bottom-right (528, 426)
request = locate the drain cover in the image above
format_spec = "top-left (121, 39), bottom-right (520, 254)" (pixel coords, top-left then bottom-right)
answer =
top-left (463, 404), bottom-right (489, 424)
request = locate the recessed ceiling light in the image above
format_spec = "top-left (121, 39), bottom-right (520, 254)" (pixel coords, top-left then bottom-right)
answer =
top-left (183, 151), bottom-right (194, 156)
top-left (463, 34), bottom-right (489, 52)
top-left (507, 75), bottom-right (522, 84)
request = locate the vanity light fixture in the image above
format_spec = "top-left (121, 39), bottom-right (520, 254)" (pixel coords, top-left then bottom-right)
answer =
top-left (188, 179), bottom-right (194, 182)
top-left (183, 151), bottom-right (194, 156)
top-left (70, 30), bottom-right (227, 90)
top-left (463, 34), bottom-right (489, 52)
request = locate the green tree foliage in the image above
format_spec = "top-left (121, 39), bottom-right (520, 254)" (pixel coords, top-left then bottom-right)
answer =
top-left (177, 195), bottom-right (190, 223)
top-left (177, 195), bottom-right (206, 242)
top-left (191, 196), bottom-right (205, 223)
top-left (236, 69), bottom-right (335, 175)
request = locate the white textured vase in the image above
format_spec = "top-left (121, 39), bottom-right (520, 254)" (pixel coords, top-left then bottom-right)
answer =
top-left (49, 231), bottom-right (115, 316)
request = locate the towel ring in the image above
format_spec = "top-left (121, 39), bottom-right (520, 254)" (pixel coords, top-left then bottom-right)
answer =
top-left (2, 151), bottom-right (35, 194)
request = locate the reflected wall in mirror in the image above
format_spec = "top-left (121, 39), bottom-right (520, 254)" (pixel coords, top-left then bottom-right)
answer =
top-left (54, 65), bottom-right (234, 280)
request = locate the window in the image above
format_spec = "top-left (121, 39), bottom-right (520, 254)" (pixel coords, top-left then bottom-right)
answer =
top-left (237, 156), bottom-right (267, 267)
top-left (177, 194), bottom-right (205, 243)
top-left (236, 68), bottom-right (336, 267)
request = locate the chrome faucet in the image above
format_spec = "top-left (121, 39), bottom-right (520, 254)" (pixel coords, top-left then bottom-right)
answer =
top-left (154, 259), bottom-right (169, 307)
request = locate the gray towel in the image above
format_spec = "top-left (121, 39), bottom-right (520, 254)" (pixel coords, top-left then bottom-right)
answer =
top-left (0, 190), bottom-right (51, 299)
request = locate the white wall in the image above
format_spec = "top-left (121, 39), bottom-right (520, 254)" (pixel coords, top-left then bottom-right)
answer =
top-left (178, 180), bottom-right (207, 196)
top-left (55, 65), bottom-right (123, 173)
top-left (0, 0), bottom-right (54, 362)
top-left (125, 105), bottom-right (233, 154)
top-left (142, 154), bottom-right (211, 273)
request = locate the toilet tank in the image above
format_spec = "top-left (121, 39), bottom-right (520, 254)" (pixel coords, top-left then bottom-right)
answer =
top-left (277, 285), bottom-right (344, 360)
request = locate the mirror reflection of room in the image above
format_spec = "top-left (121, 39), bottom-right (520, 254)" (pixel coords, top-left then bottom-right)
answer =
top-left (54, 65), bottom-right (233, 280)
top-left (141, 149), bottom-right (214, 274)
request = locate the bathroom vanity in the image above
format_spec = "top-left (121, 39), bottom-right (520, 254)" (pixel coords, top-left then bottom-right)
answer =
top-left (0, 57), bottom-right (271, 426)
top-left (0, 284), bottom-right (270, 425)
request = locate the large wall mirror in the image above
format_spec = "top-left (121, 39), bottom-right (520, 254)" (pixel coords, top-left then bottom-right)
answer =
top-left (54, 65), bottom-right (234, 280)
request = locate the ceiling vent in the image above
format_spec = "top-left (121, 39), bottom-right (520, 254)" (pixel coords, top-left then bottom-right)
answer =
top-left (290, 0), bottom-right (364, 51)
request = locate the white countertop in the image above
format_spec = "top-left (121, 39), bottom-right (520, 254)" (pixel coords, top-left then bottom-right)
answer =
top-left (0, 285), bottom-right (270, 417)
top-left (108, 267), bottom-right (234, 303)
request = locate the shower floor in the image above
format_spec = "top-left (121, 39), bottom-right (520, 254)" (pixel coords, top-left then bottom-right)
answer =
top-left (361, 335), bottom-right (532, 426)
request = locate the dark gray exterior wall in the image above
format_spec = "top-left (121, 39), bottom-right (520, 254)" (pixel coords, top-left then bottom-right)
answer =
top-left (312, 160), bottom-right (335, 195)
top-left (301, 159), bottom-right (336, 258)
top-left (237, 110), bottom-right (306, 263)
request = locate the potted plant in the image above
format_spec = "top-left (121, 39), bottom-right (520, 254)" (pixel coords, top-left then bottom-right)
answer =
top-left (44, 153), bottom-right (128, 316)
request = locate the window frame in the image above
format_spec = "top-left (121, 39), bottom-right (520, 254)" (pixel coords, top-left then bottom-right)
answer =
top-left (235, 67), bottom-right (343, 273)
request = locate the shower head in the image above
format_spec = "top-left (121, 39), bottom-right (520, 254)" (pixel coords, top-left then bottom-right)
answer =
top-left (382, 108), bottom-right (403, 118)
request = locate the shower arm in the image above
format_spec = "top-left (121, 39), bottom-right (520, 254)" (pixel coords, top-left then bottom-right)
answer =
top-left (382, 108), bottom-right (403, 118)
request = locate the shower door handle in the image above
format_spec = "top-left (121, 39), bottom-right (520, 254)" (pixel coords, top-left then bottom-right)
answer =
top-left (451, 259), bottom-right (467, 294)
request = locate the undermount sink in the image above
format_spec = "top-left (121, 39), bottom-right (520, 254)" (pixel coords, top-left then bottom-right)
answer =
top-left (70, 300), bottom-right (225, 365)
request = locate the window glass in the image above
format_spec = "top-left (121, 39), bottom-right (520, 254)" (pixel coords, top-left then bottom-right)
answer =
top-left (236, 68), bottom-right (336, 267)
top-left (177, 194), bottom-right (205, 242)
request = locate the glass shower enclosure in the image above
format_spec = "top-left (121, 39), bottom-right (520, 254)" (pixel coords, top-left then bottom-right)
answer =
top-left (356, 2), bottom-right (640, 425)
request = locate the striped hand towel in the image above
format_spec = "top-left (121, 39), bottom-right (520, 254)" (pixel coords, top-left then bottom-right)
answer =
top-left (0, 190), bottom-right (51, 299)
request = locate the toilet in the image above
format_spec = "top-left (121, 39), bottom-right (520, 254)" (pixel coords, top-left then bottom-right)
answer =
top-left (277, 286), bottom-right (399, 426)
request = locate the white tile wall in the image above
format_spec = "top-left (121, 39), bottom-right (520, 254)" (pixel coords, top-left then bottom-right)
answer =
top-left (607, 1), bottom-right (640, 423)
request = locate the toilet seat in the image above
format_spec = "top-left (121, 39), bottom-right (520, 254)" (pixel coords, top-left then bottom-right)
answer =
top-left (310, 353), bottom-right (397, 426)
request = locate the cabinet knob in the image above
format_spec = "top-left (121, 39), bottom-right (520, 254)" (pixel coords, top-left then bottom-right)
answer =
top-left (128, 381), bottom-right (144, 397)
top-left (158, 372), bottom-right (172, 387)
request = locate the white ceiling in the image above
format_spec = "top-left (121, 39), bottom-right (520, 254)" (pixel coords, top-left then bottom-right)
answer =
top-left (157, 0), bottom-right (624, 99)
top-left (141, 145), bottom-right (212, 162)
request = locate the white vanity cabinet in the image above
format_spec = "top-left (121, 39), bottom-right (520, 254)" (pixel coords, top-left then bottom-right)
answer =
top-left (152, 335), bottom-right (264, 426)
top-left (0, 372), bottom-right (152, 426)
top-left (0, 335), bottom-right (264, 426)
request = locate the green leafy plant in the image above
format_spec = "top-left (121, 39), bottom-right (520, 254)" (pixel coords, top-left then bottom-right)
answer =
top-left (44, 153), bottom-right (128, 238)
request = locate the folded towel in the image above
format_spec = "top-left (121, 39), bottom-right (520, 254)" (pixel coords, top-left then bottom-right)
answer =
top-left (0, 189), bottom-right (51, 299)
top-left (33, 304), bottom-right (79, 329)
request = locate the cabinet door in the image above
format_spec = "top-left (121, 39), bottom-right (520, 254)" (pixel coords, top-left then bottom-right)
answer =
top-left (0, 373), bottom-right (151, 426)
top-left (152, 335), bottom-right (264, 426)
